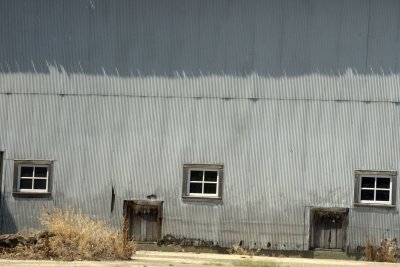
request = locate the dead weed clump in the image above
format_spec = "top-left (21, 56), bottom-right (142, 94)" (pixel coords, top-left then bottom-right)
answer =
top-left (228, 245), bottom-right (260, 257)
top-left (0, 208), bottom-right (137, 261)
top-left (364, 238), bottom-right (399, 263)
top-left (39, 208), bottom-right (137, 260)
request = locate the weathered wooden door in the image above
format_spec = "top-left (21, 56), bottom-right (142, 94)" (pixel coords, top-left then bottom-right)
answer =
top-left (130, 213), bottom-right (159, 242)
top-left (310, 208), bottom-right (348, 250)
top-left (124, 200), bottom-right (162, 242)
top-left (314, 216), bottom-right (343, 249)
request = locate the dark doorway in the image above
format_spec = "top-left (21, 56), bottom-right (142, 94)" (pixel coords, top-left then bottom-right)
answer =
top-left (0, 152), bottom-right (3, 198)
top-left (310, 208), bottom-right (349, 250)
top-left (124, 200), bottom-right (163, 242)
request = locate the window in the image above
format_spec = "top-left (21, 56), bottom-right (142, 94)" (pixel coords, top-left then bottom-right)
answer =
top-left (188, 169), bottom-right (219, 196)
top-left (355, 170), bottom-right (397, 206)
top-left (13, 160), bottom-right (53, 196)
top-left (182, 164), bottom-right (223, 201)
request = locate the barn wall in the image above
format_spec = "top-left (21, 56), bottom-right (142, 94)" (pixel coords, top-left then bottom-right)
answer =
top-left (1, 0), bottom-right (400, 76)
top-left (1, 73), bottom-right (400, 249)
top-left (1, 0), bottom-right (400, 250)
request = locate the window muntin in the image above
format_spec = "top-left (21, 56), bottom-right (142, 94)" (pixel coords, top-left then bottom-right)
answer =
top-left (359, 176), bottom-right (392, 204)
top-left (18, 165), bottom-right (49, 193)
top-left (188, 169), bottom-right (219, 197)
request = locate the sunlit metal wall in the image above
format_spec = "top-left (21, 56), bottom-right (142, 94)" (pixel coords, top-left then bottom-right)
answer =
top-left (1, 0), bottom-right (400, 250)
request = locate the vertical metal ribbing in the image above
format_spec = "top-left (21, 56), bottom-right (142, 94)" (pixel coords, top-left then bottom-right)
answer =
top-left (1, 0), bottom-right (400, 250)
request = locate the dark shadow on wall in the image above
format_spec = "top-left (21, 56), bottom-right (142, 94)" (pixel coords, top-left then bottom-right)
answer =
top-left (1, 0), bottom-right (400, 77)
top-left (0, 196), bottom-right (55, 234)
top-left (0, 199), bottom-right (17, 234)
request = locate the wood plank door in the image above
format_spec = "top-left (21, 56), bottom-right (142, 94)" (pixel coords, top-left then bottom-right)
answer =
top-left (310, 209), bottom-right (348, 250)
top-left (131, 213), bottom-right (159, 242)
top-left (314, 216), bottom-right (343, 249)
top-left (125, 201), bottom-right (163, 243)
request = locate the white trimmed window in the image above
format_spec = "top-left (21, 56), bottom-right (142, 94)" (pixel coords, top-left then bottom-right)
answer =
top-left (182, 164), bottom-right (223, 200)
top-left (355, 170), bottom-right (396, 206)
top-left (188, 169), bottom-right (219, 197)
top-left (13, 160), bottom-right (53, 196)
top-left (359, 176), bottom-right (392, 204)
top-left (18, 165), bottom-right (49, 192)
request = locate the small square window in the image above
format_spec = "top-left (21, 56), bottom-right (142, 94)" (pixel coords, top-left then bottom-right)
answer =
top-left (182, 164), bottom-right (223, 201)
top-left (354, 170), bottom-right (397, 207)
top-left (13, 160), bottom-right (53, 197)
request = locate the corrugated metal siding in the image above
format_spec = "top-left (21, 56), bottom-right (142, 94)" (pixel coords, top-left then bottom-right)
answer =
top-left (1, 94), bottom-right (400, 249)
top-left (3, 70), bottom-right (400, 101)
top-left (1, 0), bottom-right (400, 250)
top-left (1, 0), bottom-right (400, 77)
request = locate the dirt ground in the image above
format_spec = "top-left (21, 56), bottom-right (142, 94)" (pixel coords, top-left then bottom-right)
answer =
top-left (0, 251), bottom-right (398, 267)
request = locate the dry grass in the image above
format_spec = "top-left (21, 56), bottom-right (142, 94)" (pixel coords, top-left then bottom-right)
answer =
top-left (228, 245), bottom-right (260, 257)
top-left (364, 239), bottom-right (374, 261)
top-left (364, 238), bottom-right (399, 262)
top-left (0, 208), bottom-right (137, 261)
top-left (39, 208), bottom-right (137, 260)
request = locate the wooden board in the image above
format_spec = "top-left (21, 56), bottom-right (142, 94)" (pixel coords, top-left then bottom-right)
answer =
top-left (312, 213), bottom-right (346, 249)
top-left (130, 212), bottom-right (159, 242)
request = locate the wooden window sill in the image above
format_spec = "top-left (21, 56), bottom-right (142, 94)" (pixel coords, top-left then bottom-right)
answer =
top-left (182, 196), bottom-right (222, 204)
top-left (12, 192), bottom-right (52, 198)
top-left (354, 203), bottom-right (395, 208)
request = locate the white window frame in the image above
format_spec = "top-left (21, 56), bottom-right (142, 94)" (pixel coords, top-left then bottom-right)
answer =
top-left (354, 170), bottom-right (397, 207)
top-left (182, 164), bottom-right (223, 201)
top-left (359, 175), bottom-right (392, 205)
top-left (13, 160), bottom-right (53, 197)
top-left (17, 164), bottom-right (50, 193)
top-left (187, 168), bottom-right (220, 198)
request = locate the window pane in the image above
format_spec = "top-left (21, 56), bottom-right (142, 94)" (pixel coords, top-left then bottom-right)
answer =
top-left (204, 183), bottom-right (217, 194)
top-left (190, 171), bottom-right (203, 181)
top-left (20, 167), bottom-right (34, 177)
top-left (35, 167), bottom-right (48, 178)
top-left (360, 189), bottom-right (374, 200)
top-left (204, 171), bottom-right (218, 182)
top-left (34, 179), bottom-right (47, 190)
top-left (189, 183), bottom-right (202, 193)
top-left (20, 179), bottom-right (33, 189)
top-left (376, 190), bottom-right (390, 201)
top-left (361, 177), bottom-right (375, 188)
top-left (376, 178), bottom-right (391, 189)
